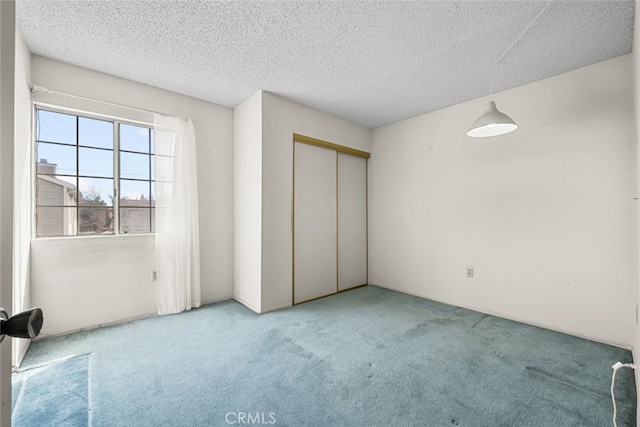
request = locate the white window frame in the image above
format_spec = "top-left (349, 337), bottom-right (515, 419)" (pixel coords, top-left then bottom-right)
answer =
top-left (33, 103), bottom-right (156, 238)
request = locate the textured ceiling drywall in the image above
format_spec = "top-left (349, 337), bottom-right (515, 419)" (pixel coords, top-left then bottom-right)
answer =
top-left (16, 0), bottom-right (635, 129)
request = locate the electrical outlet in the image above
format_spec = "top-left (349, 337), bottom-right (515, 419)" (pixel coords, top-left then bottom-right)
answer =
top-left (152, 270), bottom-right (158, 282)
top-left (466, 266), bottom-right (474, 278)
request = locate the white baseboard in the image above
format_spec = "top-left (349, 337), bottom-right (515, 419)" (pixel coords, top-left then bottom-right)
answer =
top-left (232, 296), bottom-right (261, 313)
top-left (260, 302), bottom-right (293, 314)
top-left (370, 283), bottom-right (632, 350)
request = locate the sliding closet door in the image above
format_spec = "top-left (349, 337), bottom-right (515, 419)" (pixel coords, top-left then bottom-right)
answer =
top-left (293, 142), bottom-right (337, 304)
top-left (337, 153), bottom-right (367, 291)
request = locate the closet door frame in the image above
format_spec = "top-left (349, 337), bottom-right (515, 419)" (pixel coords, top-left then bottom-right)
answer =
top-left (292, 133), bottom-right (370, 305)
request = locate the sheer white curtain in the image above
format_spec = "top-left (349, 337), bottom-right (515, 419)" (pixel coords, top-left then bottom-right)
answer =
top-left (154, 114), bottom-right (201, 315)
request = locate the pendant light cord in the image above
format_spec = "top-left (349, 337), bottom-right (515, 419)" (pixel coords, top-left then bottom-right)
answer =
top-left (489, 0), bottom-right (555, 99)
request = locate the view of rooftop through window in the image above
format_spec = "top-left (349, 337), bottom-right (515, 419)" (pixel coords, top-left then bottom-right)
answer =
top-left (35, 109), bottom-right (156, 237)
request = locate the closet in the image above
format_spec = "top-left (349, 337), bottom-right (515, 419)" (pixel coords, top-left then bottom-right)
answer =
top-left (293, 134), bottom-right (369, 304)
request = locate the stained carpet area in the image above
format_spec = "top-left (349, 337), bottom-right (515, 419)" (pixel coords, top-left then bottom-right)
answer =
top-left (16, 286), bottom-right (636, 426)
top-left (12, 354), bottom-right (89, 426)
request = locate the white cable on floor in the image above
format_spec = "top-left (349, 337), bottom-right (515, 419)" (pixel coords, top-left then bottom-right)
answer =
top-left (611, 362), bottom-right (636, 427)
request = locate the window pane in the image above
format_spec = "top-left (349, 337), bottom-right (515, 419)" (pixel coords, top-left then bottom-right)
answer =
top-left (36, 142), bottom-right (77, 176)
top-left (120, 123), bottom-right (150, 153)
top-left (36, 207), bottom-right (77, 237)
top-left (36, 175), bottom-right (77, 207)
top-left (151, 208), bottom-right (155, 233)
top-left (79, 207), bottom-right (114, 235)
top-left (37, 110), bottom-right (76, 145)
top-left (120, 152), bottom-right (150, 180)
top-left (79, 177), bottom-right (113, 206)
top-left (79, 147), bottom-right (113, 178)
top-left (120, 179), bottom-right (151, 207)
top-left (120, 208), bottom-right (150, 234)
top-left (35, 111), bottom-right (158, 237)
top-left (79, 117), bottom-right (113, 149)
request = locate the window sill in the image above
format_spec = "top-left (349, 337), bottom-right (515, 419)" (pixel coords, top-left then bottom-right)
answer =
top-left (33, 233), bottom-right (155, 241)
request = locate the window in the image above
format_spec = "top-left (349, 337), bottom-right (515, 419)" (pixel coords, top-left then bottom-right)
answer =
top-left (35, 109), bottom-right (155, 237)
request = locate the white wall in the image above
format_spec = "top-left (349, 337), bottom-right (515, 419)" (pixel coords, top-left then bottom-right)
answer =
top-left (633, 1), bottom-right (640, 420)
top-left (233, 91), bottom-right (263, 312)
top-left (13, 30), bottom-right (32, 365)
top-left (30, 56), bottom-right (234, 335)
top-left (261, 92), bottom-right (371, 312)
top-left (371, 54), bottom-right (635, 347)
top-left (31, 235), bottom-right (155, 336)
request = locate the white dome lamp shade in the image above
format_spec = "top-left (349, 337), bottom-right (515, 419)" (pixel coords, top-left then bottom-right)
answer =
top-left (467, 101), bottom-right (518, 138)
top-left (464, 0), bottom-right (555, 139)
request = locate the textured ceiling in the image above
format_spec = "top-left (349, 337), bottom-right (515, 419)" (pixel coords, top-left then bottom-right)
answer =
top-left (16, 0), bottom-right (635, 129)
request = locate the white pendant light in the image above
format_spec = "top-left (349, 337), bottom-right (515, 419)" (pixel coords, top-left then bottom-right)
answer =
top-left (466, 101), bottom-right (518, 138)
top-left (467, 0), bottom-right (554, 138)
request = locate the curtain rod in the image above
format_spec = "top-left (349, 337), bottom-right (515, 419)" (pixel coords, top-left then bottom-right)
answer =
top-left (31, 85), bottom-right (167, 118)
top-left (33, 100), bottom-right (154, 128)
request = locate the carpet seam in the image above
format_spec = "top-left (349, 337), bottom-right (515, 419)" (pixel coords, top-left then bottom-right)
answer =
top-left (16, 352), bottom-right (92, 373)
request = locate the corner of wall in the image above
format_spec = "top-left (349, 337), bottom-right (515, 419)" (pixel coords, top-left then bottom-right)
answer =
top-left (233, 90), bottom-right (263, 312)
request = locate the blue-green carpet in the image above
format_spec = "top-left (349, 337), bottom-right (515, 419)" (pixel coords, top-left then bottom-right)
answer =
top-left (14, 286), bottom-right (636, 426)
top-left (12, 354), bottom-right (89, 426)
